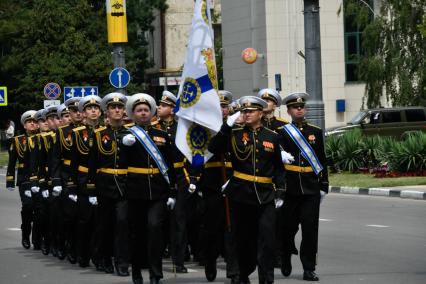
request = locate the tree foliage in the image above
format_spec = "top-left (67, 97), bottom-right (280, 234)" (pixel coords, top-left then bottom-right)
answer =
top-left (344, 0), bottom-right (426, 108)
top-left (0, 0), bottom-right (166, 124)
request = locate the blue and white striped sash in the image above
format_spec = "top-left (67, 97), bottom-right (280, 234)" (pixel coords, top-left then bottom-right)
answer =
top-left (283, 124), bottom-right (323, 175)
top-left (129, 126), bottom-right (170, 184)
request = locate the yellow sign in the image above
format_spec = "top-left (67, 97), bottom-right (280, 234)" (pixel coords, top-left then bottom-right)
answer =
top-left (106, 0), bottom-right (128, 43)
top-left (0, 86), bottom-right (7, 107)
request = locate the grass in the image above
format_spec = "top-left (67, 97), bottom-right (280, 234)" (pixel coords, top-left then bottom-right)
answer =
top-left (329, 172), bottom-right (426, 188)
top-left (0, 151), bottom-right (8, 167)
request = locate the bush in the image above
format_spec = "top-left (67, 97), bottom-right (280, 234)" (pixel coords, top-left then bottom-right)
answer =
top-left (326, 130), bottom-right (426, 174)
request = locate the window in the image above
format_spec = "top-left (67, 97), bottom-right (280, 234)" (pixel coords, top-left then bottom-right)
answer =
top-left (344, 0), bottom-right (374, 82)
top-left (405, 109), bottom-right (426, 122)
top-left (381, 111), bottom-right (401, 123)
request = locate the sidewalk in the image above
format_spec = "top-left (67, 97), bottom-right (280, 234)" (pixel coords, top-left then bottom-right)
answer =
top-left (330, 185), bottom-right (426, 200)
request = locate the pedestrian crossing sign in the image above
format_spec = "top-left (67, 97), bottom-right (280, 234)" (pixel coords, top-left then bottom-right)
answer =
top-left (0, 87), bottom-right (7, 107)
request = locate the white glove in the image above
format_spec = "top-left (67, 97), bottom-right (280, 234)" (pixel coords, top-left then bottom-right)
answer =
top-left (7, 187), bottom-right (15, 191)
top-left (188, 184), bottom-right (196, 194)
top-left (68, 194), bottom-right (78, 202)
top-left (31, 186), bottom-right (40, 193)
top-left (281, 151), bottom-right (295, 164)
top-left (226, 111), bottom-right (241, 127)
top-left (88, 196), bottom-right (98, 205)
top-left (166, 198), bottom-right (176, 210)
top-left (123, 134), bottom-right (136, 146)
top-left (24, 190), bottom-right (32, 198)
top-left (320, 190), bottom-right (326, 204)
top-left (275, 198), bottom-right (284, 209)
top-left (42, 190), bottom-right (49, 198)
top-left (52, 186), bottom-right (62, 197)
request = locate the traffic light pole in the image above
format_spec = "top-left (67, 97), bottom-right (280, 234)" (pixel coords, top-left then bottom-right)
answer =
top-left (303, 0), bottom-right (325, 130)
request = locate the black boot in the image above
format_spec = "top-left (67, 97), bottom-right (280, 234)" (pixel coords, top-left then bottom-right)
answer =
top-left (93, 258), bottom-right (105, 271)
top-left (132, 266), bottom-right (143, 284)
top-left (230, 275), bottom-right (240, 284)
top-left (41, 240), bottom-right (49, 255)
top-left (205, 260), bottom-right (217, 282)
top-left (104, 258), bottom-right (114, 274)
top-left (303, 270), bottom-right (319, 281)
top-left (21, 233), bottom-right (30, 249)
top-left (281, 254), bottom-right (292, 277)
top-left (175, 264), bottom-right (188, 273)
top-left (150, 277), bottom-right (162, 284)
top-left (114, 262), bottom-right (129, 277)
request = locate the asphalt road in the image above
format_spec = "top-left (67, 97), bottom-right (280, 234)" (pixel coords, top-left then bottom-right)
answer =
top-left (1, 170), bottom-right (425, 284)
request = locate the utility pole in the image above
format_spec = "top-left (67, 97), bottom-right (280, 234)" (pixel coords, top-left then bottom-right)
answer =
top-left (106, 0), bottom-right (128, 94)
top-left (303, 0), bottom-right (325, 130)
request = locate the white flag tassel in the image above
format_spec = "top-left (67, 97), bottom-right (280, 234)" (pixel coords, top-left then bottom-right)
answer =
top-left (175, 0), bottom-right (222, 168)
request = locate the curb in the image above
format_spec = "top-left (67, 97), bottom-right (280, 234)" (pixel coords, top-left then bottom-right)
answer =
top-left (330, 186), bottom-right (426, 200)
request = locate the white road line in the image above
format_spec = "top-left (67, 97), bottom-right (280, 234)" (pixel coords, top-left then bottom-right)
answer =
top-left (319, 218), bottom-right (333, 222)
top-left (187, 268), bottom-right (198, 273)
top-left (6, 228), bottom-right (21, 231)
top-left (366, 224), bottom-right (389, 228)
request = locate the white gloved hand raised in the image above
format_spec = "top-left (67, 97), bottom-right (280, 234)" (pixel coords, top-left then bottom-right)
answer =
top-left (31, 186), bottom-right (40, 193)
top-left (24, 190), bottom-right (32, 198)
top-left (123, 134), bottom-right (136, 146)
top-left (52, 186), bottom-right (62, 197)
top-left (320, 190), bottom-right (326, 204)
top-left (68, 194), bottom-right (78, 202)
top-left (226, 111), bottom-right (241, 127)
top-left (166, 198), bottom-right (176, 210)
top-left (281, 150), bottom-right (295, 164)
top-left (88, 196), bottom-right (98, 205)
top-left (7, 187), bottom-right (15, 191)
top-left (187, 184), bottom-right (197, 194)
top-left (275, 198), bottom-right (284, 209)
top-left (42, 190), bottom-right (49, 198)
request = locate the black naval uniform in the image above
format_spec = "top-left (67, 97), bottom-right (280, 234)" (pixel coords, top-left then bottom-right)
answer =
top-left (154, 119), bottom-right (199, 270)
top-left (262, 116), bottom-right (288, 133)
top-left (6, 134), bottom-right (36, 248)
top-left (70, 124), bottom-right (101, 267)
top-left (123, 124), bottom-right (177, 282)
top-left (197, 151), bottom-right (240, 281)
top-left (209, 123), bottom-right (286, 284)
top-left (51, 124), bottom-right (79, 259)
top-left (277, 120), bottom-right (328, 272)
top-left (89, 124), bottom-right (129, 272)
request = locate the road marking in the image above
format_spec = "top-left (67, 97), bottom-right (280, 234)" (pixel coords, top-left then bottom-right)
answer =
top-left (6, 228), bottom-right (21, 231)
top-left (187, 268), bottom-right (198, 273)
top-left (366, 224), bottom-right (389, 228)
top-left (319, 218), bottom-right (333, 222)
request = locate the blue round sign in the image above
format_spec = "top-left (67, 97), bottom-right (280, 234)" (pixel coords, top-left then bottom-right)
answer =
top-left (44, 82), bottom-right (61, 100)
top-left (109, 67), bottom-right (130, 89)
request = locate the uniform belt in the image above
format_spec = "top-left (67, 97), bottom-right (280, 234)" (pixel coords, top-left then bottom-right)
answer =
top-left (18, 164), bottom-right (24, 169)
top-left (204, 161), bottom-right (233, 168)
top-left (63, 159), bottom-right (71, 166)
top-left (173, 162), bottom-right (185, 169)
top-left (127, 167), bottom-right (160, 175)
top-left (233, 171), bottom-right (272, 183)
top-left (284, 164), bottom-right (314, 173)
top-left (78, 165), bottom-right (89, 173)
top-left (97, 168), bottom-right (128, 175)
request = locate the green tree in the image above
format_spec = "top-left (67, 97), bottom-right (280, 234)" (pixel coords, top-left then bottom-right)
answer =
top-left (344, 0), bottom-right (426, 108)
top-left (0, 0), bottom-right (167, 125)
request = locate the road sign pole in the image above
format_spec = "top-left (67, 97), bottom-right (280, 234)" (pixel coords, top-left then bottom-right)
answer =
top-left (113, 44), bottom-right (126, 94)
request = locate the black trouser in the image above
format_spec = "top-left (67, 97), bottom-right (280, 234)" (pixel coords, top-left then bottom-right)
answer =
top-left (231, 200), bottom-right (276, 283)
top-left (129, 198), bottom-right (167, 279)
top-left (281, 194), bottom-right (320, 271)
top-left (200, 192), bottom-right (239, 278)
top-left (171, 189), bottom-right (201, 266)
top-left (93, 195), bottom-right (129, 267)
top-left (39, 189), bottom-right (51, 248)
top-left (76, 195), bottom-right (98, 263)
top-left (31, 191), bottom-right (44, 247)
top-left (62, 188), bottom-right (78, 258)
top-left (19, 185), bottom-right (34, 242)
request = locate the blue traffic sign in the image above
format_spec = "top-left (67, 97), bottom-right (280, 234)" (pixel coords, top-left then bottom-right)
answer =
top-left (44, 82), bottom-right (61, 100)
top-left (109, 67), bottom-right (130, 89)
top-left (0, 86), bottom-right (7, 106)
top-left (64, 86), bottom-right (98, 102)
